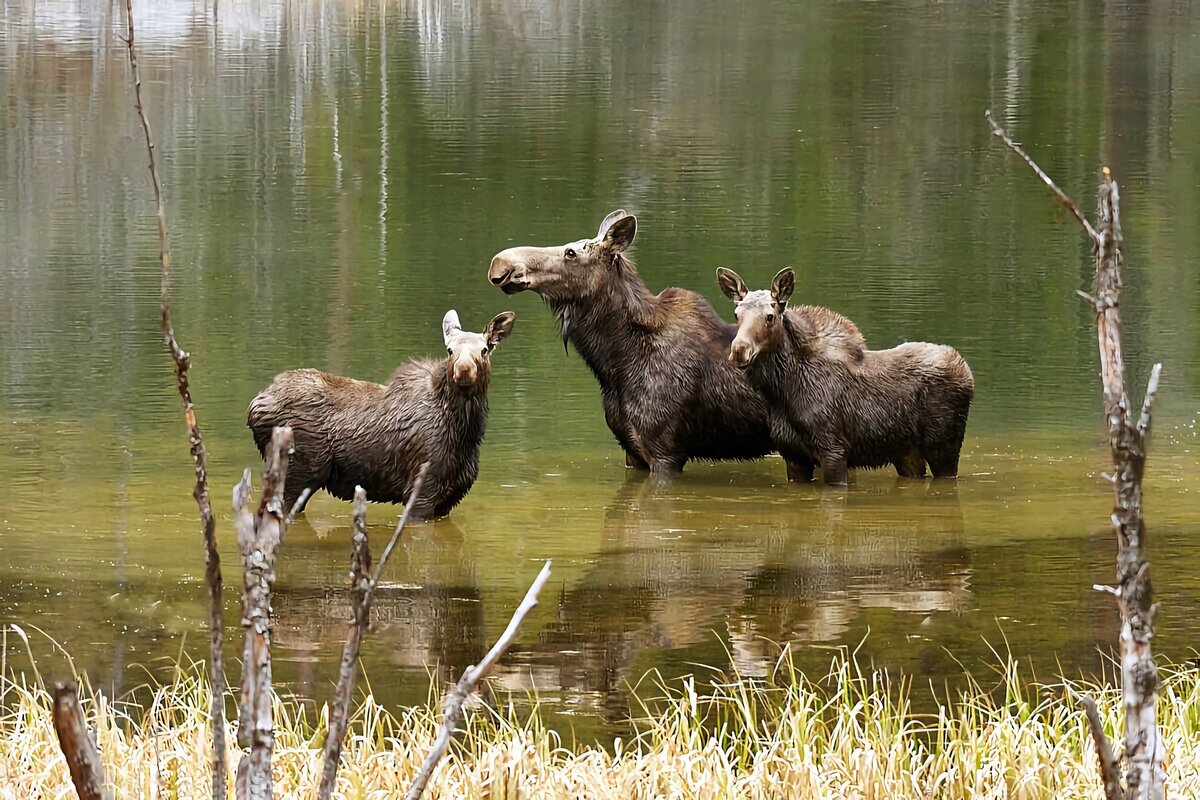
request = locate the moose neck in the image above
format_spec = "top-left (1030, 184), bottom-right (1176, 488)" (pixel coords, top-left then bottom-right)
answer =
top-left (750, 313), bottom-right (817, 393)
top-left (428, 361), bottom-right (490, 444)
top-left (548, 255), bottom-right (656, 387)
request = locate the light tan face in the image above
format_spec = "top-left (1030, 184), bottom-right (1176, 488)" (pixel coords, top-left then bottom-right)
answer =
top-left (442, 309), bottom-right (516, 390)
top-left (487, 210), bottom-right (637, 302)
top-left (716, 267), bottom-right (795, 368)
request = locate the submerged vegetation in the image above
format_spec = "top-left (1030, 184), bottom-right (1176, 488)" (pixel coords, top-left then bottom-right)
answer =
top-left (6, 651), bottom-right (1200, 798)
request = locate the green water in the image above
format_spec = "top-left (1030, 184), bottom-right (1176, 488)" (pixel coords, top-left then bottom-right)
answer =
top-left (1, 0), bottom-right (1199, 741)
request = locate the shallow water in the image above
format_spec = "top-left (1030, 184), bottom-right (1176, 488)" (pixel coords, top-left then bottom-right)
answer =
top-left (1, 0), bottom-right (1199, 742)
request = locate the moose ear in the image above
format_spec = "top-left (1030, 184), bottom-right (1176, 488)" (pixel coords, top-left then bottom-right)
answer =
top-left (770, 268), bottom-right (795, 305)
top-left (596, 209), bottom-right (628, 239)
top-left (442, 309), bottom-right (462, 345)
top-left (484, 311), bottom-right (516, 348)
top-left (716, 267), bottom-right (749, 302)
top-left (604, 214), bottom-right (637, 253)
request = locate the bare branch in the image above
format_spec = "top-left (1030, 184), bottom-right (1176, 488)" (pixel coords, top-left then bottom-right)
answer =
top-left (319, 466), bottom-right (430, 799)
top-left (284, 487), bottom-right (313, 531)
top-left (52, 684), bottom-right (107, 800)
top-left (371, 462), bottom-right (431, 588)
top-left (985, 109), bottom-right (1098, 241)
top-left (1081, 695), bottom-right (1125, 800)
top-left (1137, 363), bottom-right (1163, 441)
top-left (234, 426), bottom-right (293, 800)
top-left (405, 561), bottom-right (553, 800)
top-left (120, 2), bottom-right (226, 796)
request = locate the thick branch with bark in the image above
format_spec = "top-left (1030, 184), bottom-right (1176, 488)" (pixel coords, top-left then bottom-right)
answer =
top-left (52, 684), bottom-right (107, 800)
top-left (405, 560), bottom-right (553, 800)
top-left (988, 111), bottom-right (1166, 800)
top-left (318, 464), bottom-right (429, 800)
top-left (121, 2), bottom-right (226, 797)
top-left (233, 426), bottom-right (293, 800)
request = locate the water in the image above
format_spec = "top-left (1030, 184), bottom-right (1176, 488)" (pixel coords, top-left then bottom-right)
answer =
top-left (2, 0), bottom-right (1199, 741)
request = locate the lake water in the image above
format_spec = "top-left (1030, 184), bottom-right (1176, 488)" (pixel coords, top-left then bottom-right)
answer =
top-left (1, 0), bottom-right (1199, 743)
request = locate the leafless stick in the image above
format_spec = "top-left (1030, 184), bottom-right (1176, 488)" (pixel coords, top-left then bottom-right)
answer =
top-left (371, 462), bottom-right (430, 588)
top-left (233, 427), bottom-right (293, 800)
top-left (283, 487), bottom-right (313, 530)
top-left (317, 464), bottom-right (429, 800)
top-left (52, 683), bottom-right (107, 800)
top-left (985, 109), bottom-right (1098, 241)
top-left (990, 120), bottom-right (1166, 800)
top-left (120, 3), bottom-right (226, 798)
top-left (1082, 695), bottom-right (1125, 800)
top-left (405, 560), bottom-right (552, 800)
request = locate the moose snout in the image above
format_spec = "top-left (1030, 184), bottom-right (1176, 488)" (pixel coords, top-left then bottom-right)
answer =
top-left (488, 250), bottom-right (530, 294)
top-left (487, 256), bottom-right (509, 285)
top-left (452, 361), bottom-right (478, 387)
top-left (729, 338), bottom-right (757, 368)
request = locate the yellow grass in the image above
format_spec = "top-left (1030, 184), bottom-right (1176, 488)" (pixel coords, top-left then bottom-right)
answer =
top-left (2, 651), bottom-right (1199, 799)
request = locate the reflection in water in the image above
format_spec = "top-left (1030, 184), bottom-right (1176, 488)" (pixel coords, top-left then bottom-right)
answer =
top-left (489, 476), bottom-right (972, 722)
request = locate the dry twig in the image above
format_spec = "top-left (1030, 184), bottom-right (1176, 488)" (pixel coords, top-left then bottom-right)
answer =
top-left (233, 427), bottom-right (293, 800)
top-left (989, 110), bottom-right (1166, 800)
top-left (405, 560), bottom-right (553, 800)
top-left (120, 3), bottom-right (227, 797)
top-left (53, 684), bottom-right (107, 800)
top-left (318, 464), bottom-right (429, 799)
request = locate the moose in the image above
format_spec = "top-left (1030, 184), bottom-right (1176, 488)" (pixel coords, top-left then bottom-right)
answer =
top-left (246, 309), bottom-right (516, 520)
top-left (717, 267), bottom-right (974, 485)
top-left (487, 209), bottom-right (778, 480)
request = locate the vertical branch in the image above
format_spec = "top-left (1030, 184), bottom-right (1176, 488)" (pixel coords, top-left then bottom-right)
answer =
top-left (233, 426), bottom-right (293, 800)
top-left (52, 684), bottom-right (107, 800)
top-left (318, 464), bottom-right (429, 800)
top-left (121, 2), bottom-right (226, 797)
top-left (1089, 170), bottom-right (1166, 800)
top-left (988, 112), bottom-right (1166, 800)
top-left (405, 561), bottom-right (552, 800)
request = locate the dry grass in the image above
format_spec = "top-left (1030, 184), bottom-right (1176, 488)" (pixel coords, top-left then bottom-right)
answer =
top-left (2, 650), bottom-right (1199, 799)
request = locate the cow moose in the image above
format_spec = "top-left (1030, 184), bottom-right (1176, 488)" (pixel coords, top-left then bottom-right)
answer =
top-left (487, 210), bottom-right (778, 480)
top-left (717, 267), bottom-right (974, 485)
top-left (246, 309), bottom-right (515, 520)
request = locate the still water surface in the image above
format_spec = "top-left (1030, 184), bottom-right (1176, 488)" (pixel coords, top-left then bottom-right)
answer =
top-left (2, 0), bottom-right (1199, 741)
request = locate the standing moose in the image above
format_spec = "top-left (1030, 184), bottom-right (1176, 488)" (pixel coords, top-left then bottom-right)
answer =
top-left (717, 267), bottom-right (974, 485)
top-left (487, 210), bottom-right (776, 480)
top-left (247, 309), bottom-right (516, 520)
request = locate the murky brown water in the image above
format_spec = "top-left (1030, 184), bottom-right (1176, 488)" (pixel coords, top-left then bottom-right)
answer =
top-left (2, 0), bottom-right (1199, 741)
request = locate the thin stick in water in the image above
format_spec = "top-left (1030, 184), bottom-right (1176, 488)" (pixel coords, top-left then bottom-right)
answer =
top-left (120, 2), bottom-right (227, 797)
top-left (405, 560), bottom-right (553, 800)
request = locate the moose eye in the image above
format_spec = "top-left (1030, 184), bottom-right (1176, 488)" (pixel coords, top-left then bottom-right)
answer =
top-left (766, 313), bottom-right (775, 323)
top-left (564, 248), bottom-right (577, 260)
top-left (446, 347), bottom-right (453, 355)
top-left (481, 346), bottom-right (490, 355)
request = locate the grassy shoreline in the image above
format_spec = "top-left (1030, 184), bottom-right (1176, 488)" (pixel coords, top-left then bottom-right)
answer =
top-left (4, 653), bottom-right (1199, 798)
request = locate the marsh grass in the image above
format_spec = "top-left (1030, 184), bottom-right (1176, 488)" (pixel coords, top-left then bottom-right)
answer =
top-left (3, 648), bottom-right (1199, 799)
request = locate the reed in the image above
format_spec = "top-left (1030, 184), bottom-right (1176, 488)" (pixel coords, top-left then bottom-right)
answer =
top-left (5, 650), bottom-right (1199, 799)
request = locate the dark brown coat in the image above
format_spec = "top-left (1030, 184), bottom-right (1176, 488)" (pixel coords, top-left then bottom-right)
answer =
top-left (246, 310), bottom-right (515, 520)
top-left (487, 210), bottom-right (774, 479)
top-left (718, 267), bottom-right (974, 485)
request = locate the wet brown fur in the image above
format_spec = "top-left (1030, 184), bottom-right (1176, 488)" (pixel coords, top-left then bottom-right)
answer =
top-left (719, 267), bottom-right (974, 485)
top-left (246, 311), bottom-right (514, 520)
top-left (488, 211), bottom-right (775, 478)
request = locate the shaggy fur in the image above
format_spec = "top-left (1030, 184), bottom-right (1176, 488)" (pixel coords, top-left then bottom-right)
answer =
top-left (488, 210), bottom-right (774, 478)
top-left (718, 267), bottom-right (974, 485)
top-left (246, 310), bottom-right (515, 521)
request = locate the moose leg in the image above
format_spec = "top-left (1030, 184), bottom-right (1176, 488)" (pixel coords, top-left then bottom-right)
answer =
top-left (786, 458), bottom-right (815, 483)
top-left (625, 449), bottom-right (650, 470)
top-left (819, 449), bottom-right (850, 487)
top-left (926, 449), bottom-right (961, 478)
top-left (894, 449), bottom-right (927, 479)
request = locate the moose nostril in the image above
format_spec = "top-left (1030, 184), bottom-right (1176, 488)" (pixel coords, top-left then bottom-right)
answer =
top-left (489, 274), bottom-right (505, 285)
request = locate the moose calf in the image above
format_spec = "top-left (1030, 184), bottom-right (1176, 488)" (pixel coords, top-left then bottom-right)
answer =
top-left (717, 267), bottom-right (973, 485)
top-left (246, 309), bottom-right (515, 520)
